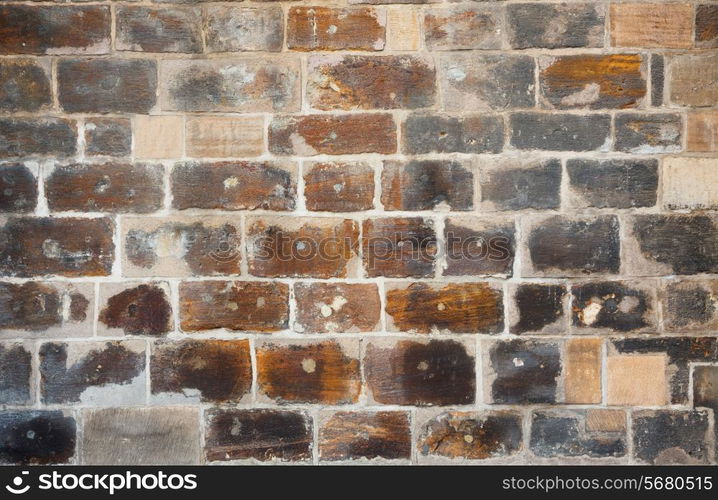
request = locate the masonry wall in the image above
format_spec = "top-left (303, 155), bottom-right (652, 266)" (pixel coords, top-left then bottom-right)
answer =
top-left (0, 0), bottom-right (717, 465)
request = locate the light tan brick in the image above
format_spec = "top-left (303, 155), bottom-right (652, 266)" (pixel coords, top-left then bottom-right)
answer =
top-left (610, 3), bottom-right (693, 48)
top-left (586, 409), bottom-right (626, 432)
top-left (607, 355), bottom-right (668, 406)
top-left (134, 115), bottom-right (183, 159)
top-left (663, 157), bottom-right (718, 210)
top-left (386, 7), bottom-right (421, 51)
top-left (565, 338), bottom-right (602, 404)
top-left (186, 116), bottom-right (264, 158)
top-left (688, 112), bottom-right (718, 152)
top-left (670, 53), bottom-right (718, 107)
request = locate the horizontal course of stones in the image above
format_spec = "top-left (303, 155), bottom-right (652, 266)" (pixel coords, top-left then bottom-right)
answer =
top-left (0, 0), bottom-right (717, 465)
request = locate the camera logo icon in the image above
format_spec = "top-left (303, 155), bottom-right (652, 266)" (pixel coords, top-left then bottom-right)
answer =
top-left (6, 471), bottom-right (30, 494)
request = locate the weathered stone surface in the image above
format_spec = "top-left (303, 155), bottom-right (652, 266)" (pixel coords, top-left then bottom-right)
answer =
top-left (0, 59), bottom-right (51, 112)
top-left (693, 365), bottom-right (718, 411)
top-left (365, 339), bottom-right (475, 406)
top-left (626, 215), bottom-right (718, 275)
top-left (566, 159), bottom-right (659, 209)
top-left (385, 282), bottom-right (503, 334)
top-left (418, 411), bottom-right (523, 460)
top-left (171, 161), bottom-right (296, 211)
top-left (510, 113), bottom-right (611, 151)
top-left (662, 279), bottom-right (718, 332)
top-left (116, 6), bottom-right (202, 53)
top-left (206, 6), bottom-right (283, 52)
top-left (530, 410), bottom-right (626, 458)
top-left (669, 53), bottom-right (718, 107)
top-left (523, 215), bottom-right (621, 277)
top-left (688, 111), bottom-right (718, 151)
top-left (40, 341), bottom-right (146, 405)
top-left (633, 410), bottom-right (711, 464)
top-left (45, 162), bottom-right (164, 213)
top-left (539, 54), bottom-right (646, 109)
top-left (0, 5), bottom-right (110, 54)
top-left (160, 58), bottom-right (299, 112)
top-left (424, 5), bottom-right (502, 50)
top-left (610, 3), bottom-right (693, 48)
top-left (0, 217), bottom-right (114, 277)
top-left (82, 407), bottom-right (199, 465)
top-left (185, 116), bottom-right (264, 158)
top-left (0, 411), bottom-right (75, 465)
top-left (696, 4), bottom-right (718, 48)
top-left (151, 340), bottom-right (251, 403)
top-left (572, 281), bottom-right (656, 333)
top-left (477, 158), bottom-right (561, 211)
top-left (386, 7), bottom-right (420, 50)
top-left (98, 282), bottom-right (172, 337)
top-left (0, 343), bottom-right (31, 405)
top-left (0, 163), bottom-right (36, 213)
top-left (84, 118), bottom-right (131, 157)
top-left (607, 355), bottom-right (668, 406)
top-left (319, 411), bottom-right (411, 461)
top-left (614, 113), bottom-right (682, 153)
top-left (134, 115), bottom-right (183, 160)
top-left (205, 409), bottom-right (312, 463)
top-left (122, 216), bottom-right (241, 277)
top-left (509, 283), bottom-right (566, 334)
top-left (294, 282), bottom-right (381, 333)
top-left (486, 340), bottom-right (561, 404)
top-left (269, 114), bottom-right (397, 155)
top-left (507, 3), bottom-right (605, 49)
top-left (662, 157), bottom-right (718, 210)
top-left (303, 162), bottom-right (375, 212)
top-left (0, 118), bottom-right (77, 158)
top-left (440, 54), bottom-right (535, 111)
top-left (257, 340), bottom-right (361, 404)
top-left (381, 159), bottom-right (473, 211)
top-left (363, 217), bottom-right (436, 278)
top-left (565, 338), bottom-right (602, 404)
top-left (402, 113), bottom-right (504, 154)
top-left (652, 54), bottom-right (664, 106)
top-left (586, 410), bottom-right (626, 433)
top-left (179, 281), bottom-right (288, 332)
top-left (307, 55), bottom-right (435, 110)
top-left (288, 6), bottom-right (385, 51)
top-left (444, 217), bottom-right (515, 276)
top-left (0, 282), bottom-right (93, 338)
top-left (247, 217), bottom-right (360, 278)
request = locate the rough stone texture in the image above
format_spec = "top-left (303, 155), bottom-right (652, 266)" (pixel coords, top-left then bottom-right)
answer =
top-left (84, 118), bottom-right (131, 157)
top-left (0, 343), bottom-right (32, 405)
top-left (288, 7), bottom-right (385, 51)
top-left (116, 6), bottom-right (202, 53)
top-left (507, 4), bottom-right (605, 49)
top-left (319, 411), bottom-right (411, 462)
top-left (669, 53), bottom-right (718, 107)
top-left (571, 281), bottom-right (657, 333)
top-left (294, 282), bottom-right (381, 333)
top-left (0, 411), bottom-right (76, 465)
top-left (510, 113), bottom-right (611, 151)
top-left (402, 113), bottom-right (504, 154)
top-left (530, 410), bottom-right (626, 459)
top-left (696, 4), bottom-right (718, 48)
top-left (651, 54), bottom-right (665, 107)
top-left (0, 163), bottom-right (37, 213)
top-left (0, 118), bottom-right (77, 158)
top-left (508, 283), bottom-right (567, 334)
top-left (610, 3), bottom-right (693, 48)
top-left (206, 6), bottom-right (283, 52)
top-left (363, 217), bottom-right (436, 278)
top-left (444, 217), bottom-right (515, 276)
top-left (566, 159), bottom-right (659, 209)
top-left (662, 279), bottom-right (718, 333)
top-left (0, 59), bottom-right (51, 112)
top-left (614, 113), bottom-right (682, 153)
top-left (477, 158), bottom-right (561, 211)
top-left (662, 157), bottom-right (718, 210)
top-left (98, 282), bottom-right (172, 337)
top-left (82, 407), bottom-right (199, 465)
top-left (303, 162), bottom-right (375, 212)
top-left (688, 111), bottom-right (718, 152)
top-left (633, 410), bottom-right (711, 464)
top-left (424, 5), bottom-right (502, 51)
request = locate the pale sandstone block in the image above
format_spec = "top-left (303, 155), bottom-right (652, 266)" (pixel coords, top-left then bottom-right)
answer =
top-left (186, 116), bottom-right (264, 158)
top-left (607, 355), bottom-right (668, 406)
top-left (663, 157), bottom-right (718, 210)
top-left (610, 3), bottom-right (693, 49)
top-left (565, 338), bottom-right (602, 404)
top-left (387, 8), bottom-right (421, 51)
top-left (134, 115), bottom-right (184, 159)
top-left (688, 112), bottom-right (718, 152)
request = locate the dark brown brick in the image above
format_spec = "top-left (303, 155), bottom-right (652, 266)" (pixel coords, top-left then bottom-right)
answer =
top-left (477, 158), bottom-right (561, 211)
top-left (257, 340), bottom-right (361, 404)
top-left (58, 59), bottom-right (157, 113)
top-left (444, 217), bottom-right (515, 276)
top-left (662, 280), bottom-right (718, 333)
top-left (424, 5), bottom-right (502, 50)
top-left (386, 282), bottom-right (503, 334)
top-left (509, 283), bottom-right (567, 334)
top-left (45, 162), bottom-right (164, 214)
top-left (205, 409), bottom-right (312, 463)
top-left (507, 3), bottom-right (605, 49)
top-left (363, 217), bottom-right (437, 278)
top-left (319, 412), bottom-right (411, 462)
top-left (539, 54), bottom-right (646, 109)
top-left (0, 411), bottom-right (75, 465)
top-left (0, 118), bottom-right (77, 159)
top-left (696, 5), bottom-right (718, 48)
top-left (524, 215), bottom-right (621, 277)
top-left (0, 59), bottom-right (51, 112)
top-left (307, 55), bottom-right (435, 110)
top-left (179, 281), bottom-right (288, 332)
top-left (122, 216), bottom-right (241, 277)
top-left (487, 340), bottom-right (561, 404)
top-left (84, 118), bottom-right (131, 158)
top-left (566, 159), bottom-right (659, 209)
top-left (98, 283), bottom-right (172, 337)
top-left (40, 341), bottom-right (145, 405)
top-left (694, 365), bottom-right (718, 411)
top-left (294, 282), bottom-right (380, 333)
top-left (151, 339), bottom-right (251, 403)
top-left (419, 411), bottom-right (523, 460)
top-left (116, 6), bottom-right (202, 53)
top-left (614, 113), bottom-right (682, 153)
top-left (0, 343), bottom-right (32, 405)
top-left (381, 159), bottom-right (473, 211)
top-left (288, 7), bottom-right (385, 51)
top-left (206, 6), bottom-right (283, 52)
top-left (303, 162), bottom-right (375, 212)
top-left (0, 217), bottom-right (114, 277)
top-left (633, 410), bottom-right (711, 464)
top-left (402, 113), bottom-right (504, 154)
top-left (365, 339), bottom-right (475, 406)
top-left (247, 217), bottom-right (360, 278)
top-left (0, 5), bottom-right (110, 55)
top-left (531, 410), bottom-right (626, 458)
top-left (171, 161), bottom-right (295, 211)
top-left (572, 281), bottom-right (656, 333)
top-left (510, 113), bottom-right (611, 151)
top-left (0, 164), bottom-right (36, 213)
top-left (269, 114), bottom-right (397, 155)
